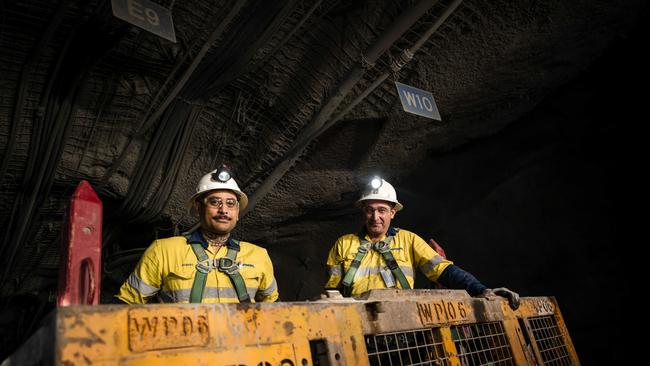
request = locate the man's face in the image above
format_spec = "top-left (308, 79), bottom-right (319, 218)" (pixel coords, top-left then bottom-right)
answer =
top-left (363, 200), bottom-right (396, 238)
top-left (196, 190), bottom-right (239, 235)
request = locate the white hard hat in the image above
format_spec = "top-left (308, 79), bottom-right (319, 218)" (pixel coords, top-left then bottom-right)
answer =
top-left (186, 166), bottom-right (248, 211)
top-left (356, 177), bottom-right (403, 211)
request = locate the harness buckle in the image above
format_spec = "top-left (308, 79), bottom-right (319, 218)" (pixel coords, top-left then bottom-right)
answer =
top-left (196, 260), bottom-right (213, 274)
top-left (385, 259), bottom-right (399, 270)
top-left (357, 243), bottom-right (370, 254)
top-left (373, 240), bottom-right (391, 253)
top-left (218, 257), bottom-right (239, 275)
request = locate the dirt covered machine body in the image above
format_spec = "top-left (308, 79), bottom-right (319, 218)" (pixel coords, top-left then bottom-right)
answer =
top-left (4, 289), bottom-right (579, 365)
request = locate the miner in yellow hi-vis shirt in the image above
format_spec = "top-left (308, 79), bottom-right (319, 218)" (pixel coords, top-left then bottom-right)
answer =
top-left (325, 176), bottom-right (520, 310)
top-left (115, 165), bottom-right (278, 304)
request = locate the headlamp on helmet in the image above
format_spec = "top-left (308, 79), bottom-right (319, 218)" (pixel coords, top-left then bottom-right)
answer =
top-left (212, 164), bottom-right (231, 183)
top-left (370, 176), bottom-right (383, 191)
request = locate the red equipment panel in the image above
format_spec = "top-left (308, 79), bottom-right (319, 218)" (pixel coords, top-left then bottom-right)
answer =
top-left (57, 180), bottom-right (102, 306)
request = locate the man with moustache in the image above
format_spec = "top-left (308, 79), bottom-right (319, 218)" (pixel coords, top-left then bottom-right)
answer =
top-left (115, 165), bottom-right (278, 304)
top-left (325, 177), bottom-right (519, 310)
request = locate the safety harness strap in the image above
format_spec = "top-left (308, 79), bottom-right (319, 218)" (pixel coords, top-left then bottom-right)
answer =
top-left (341, 244), bottom-right (369, 297)
top-left (189, 242), bottom-right (209, 303)
top-left (341, 230), bottom-right (411, 296)
top-left (188, 240), bottom-right (250, 303)
top-left (219, 245), bottom-right (250, 303)
top-left (376, 242), bottom-right (411, 291)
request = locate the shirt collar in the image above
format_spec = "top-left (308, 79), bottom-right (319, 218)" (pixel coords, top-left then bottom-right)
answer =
top-left (186, 229), bottom-right (240, 250)
top-left (359, 226), bottom-right (397, 240)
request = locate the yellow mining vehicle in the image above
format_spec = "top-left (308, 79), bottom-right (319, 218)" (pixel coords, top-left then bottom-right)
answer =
top-left (3, 288), bottom-right (578, 365)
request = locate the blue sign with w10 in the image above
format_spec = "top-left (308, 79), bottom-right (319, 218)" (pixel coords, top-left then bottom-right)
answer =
top-left (395, 82), bottom-right (441, 121)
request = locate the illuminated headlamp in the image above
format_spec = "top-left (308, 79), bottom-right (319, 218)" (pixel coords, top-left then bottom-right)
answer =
top-left (213, 164), bottom-right (232, 182)
top-left (370, 176), bottom-right (383, 189)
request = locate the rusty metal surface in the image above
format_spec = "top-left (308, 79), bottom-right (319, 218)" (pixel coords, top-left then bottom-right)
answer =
top-left (3, 290), bottom-right (580, 366)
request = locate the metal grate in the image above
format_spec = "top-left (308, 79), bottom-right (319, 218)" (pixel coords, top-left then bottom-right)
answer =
top-left (528, 315), bottom-right (573, 365)
top-left (451, 321), bottom-right (514, 366)
top-left (365, 328), bottom-right (451, 366)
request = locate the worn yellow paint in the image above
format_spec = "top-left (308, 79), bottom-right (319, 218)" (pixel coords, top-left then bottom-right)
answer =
top-left (501, 307), bottom-right (531, 366)
top-left (439, 326), bottom-right (461, 366)
top-left (54, 303), bottom-right (368, 366)
top-left (6, 291), bottom-right (580, 365)
top-left (549, 297), bottom-right (581, 366)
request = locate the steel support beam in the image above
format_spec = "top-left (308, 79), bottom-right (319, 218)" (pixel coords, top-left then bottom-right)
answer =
top-left (244, 0), bottom-right (442, 215)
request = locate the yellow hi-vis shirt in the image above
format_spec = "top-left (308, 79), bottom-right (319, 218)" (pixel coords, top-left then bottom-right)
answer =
top-left (325, 227), bottom-right (453, 296)
top-left (117, 231), bottom-right (279, 303)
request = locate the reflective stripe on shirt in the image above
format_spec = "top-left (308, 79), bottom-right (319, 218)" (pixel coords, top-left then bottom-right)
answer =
top-left (419, 255), bottom-right (445, 275)
top-left (328, 264), bottom-right (343, 277)
top-left (127, 273), bottom-right (159, 297)
top-left (159, 286), bottom-right (259, 303)
top-left (257, 278), bottom-right (278, 297)
top-left (354, 265), bottom-right (414, 279)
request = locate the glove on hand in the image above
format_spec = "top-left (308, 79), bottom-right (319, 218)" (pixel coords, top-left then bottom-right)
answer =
top-left (480, 287), bottom-right (520, 310)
